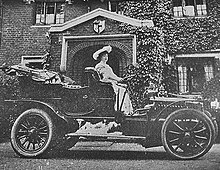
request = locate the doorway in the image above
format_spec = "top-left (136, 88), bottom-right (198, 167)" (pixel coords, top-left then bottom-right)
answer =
top-left (70, 45), bottom-right (122, 85)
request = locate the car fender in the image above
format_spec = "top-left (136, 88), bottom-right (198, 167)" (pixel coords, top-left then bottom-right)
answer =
top-left (153, 99), bottom-right (203, 122)
top-left (4, 99), bottom-right (68, 124)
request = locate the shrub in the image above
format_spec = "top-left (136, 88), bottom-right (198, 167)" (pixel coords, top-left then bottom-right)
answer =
top-left (202, 73), bottom-right (220, 101)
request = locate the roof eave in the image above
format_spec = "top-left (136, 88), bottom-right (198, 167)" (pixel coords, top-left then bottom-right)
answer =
top-left (49, 8), bottom-right (154, 33)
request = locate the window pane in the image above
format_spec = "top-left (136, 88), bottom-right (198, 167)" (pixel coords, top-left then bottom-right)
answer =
top-left (185, 0), bottom-right (194, 6)
top-left (109, 2), bottom-right (122, 14)
top-left (204, 61), bottom-right (214, 82)
top-left (56, 3), bottom-right (63, 14)
top-left (46, 14), bottom-right (55, 24)
top-left (36, 3), bottom-right (43, 14)
top-left (196, 0), bottom-right (203, 5)
top-left (35, 2), bottom-right (64, 25)
top-left (177, 58), bottom-right (213, 94)
top-left (173, 0), bottom-right (207, 17)
top-left (184, 6), bottom-right (195, 16)
top-left (174, 6), bottom-right (183, 17)
top-left (36, 2), bottom-right (44, 24)
top-left (26, 62), bottom-right (43, 69)
top-left (197, 0), bottom-right (207, 16)
top-left (21, 56), bottom-right (44, 69)
top-left (56, 3), bottom-right (64, 24)
top-left (173, 0), bottom-right (182, 7)
top-left (111, 3), bottom-right (117, 12)
top-left (178, 65), bottom-right (188, 93)
top-left (46, 3), bottom-right (55, 14)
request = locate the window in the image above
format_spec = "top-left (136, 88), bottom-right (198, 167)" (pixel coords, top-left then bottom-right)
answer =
top-left (177, 57), bottom-right (214, 94)
top-left (178, 65), bottom-right (187, 93)
top-left (108, 1), bottom-right (123, 14)
top-left (173, 0), bottom-right (207, 17)
top-left (35, 2), bottom-right (64, 25)
top-left (21, 56), bottom-right (45, 69)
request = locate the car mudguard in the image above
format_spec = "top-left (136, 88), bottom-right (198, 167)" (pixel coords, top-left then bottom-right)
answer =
top-left (4, 99), bottom-right (68, 124)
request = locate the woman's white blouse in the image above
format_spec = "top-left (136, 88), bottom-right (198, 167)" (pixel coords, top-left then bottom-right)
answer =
top-left (95, 62), bottom-right (133, 115)
top-left (95, 63), bottom-right (120, 82)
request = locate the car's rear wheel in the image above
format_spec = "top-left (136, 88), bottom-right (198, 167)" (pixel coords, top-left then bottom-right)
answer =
top-left (11, 109), bottom-right (57, 158)
top-left (161, 108), bottom-right (215, 160)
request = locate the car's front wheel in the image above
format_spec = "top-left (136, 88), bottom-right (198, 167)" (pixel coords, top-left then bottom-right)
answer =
top-left (204, 110), bottom-right (218, 141)
top-left (161, 108), bottom-right (215, 160)
top-left (11, 109), bottom-right (56, 158)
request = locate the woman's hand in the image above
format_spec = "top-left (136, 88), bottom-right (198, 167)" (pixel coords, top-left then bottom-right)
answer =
top-left (117, 74), bottom-right (135, 84)
top-left (122, 74), bottom-right (135, 81)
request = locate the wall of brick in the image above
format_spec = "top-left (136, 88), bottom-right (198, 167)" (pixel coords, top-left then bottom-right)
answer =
top-left (0, 0), bottom-right (133, 82)
top-left (0, 0), bottom-right (51, 65)
top-left (64, 0), bottom-right (108, 22)
top-left (64, 2), bottom-right (88, 22)
top-left (0, 0), bottom-right (116, 66)
top-left (64, 17), bottom-right (123, 36)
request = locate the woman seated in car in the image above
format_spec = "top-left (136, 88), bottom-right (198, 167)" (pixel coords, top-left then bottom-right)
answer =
top-left (93, 45), bottom-right (133, 115)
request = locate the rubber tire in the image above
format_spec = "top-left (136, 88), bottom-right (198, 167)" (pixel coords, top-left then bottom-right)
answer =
top-left (204, 110), bottom-right (219, 141)
top-left (11, 109), bottom-right (57, 158)
top-left (161, 108), bottom-right (215, 160)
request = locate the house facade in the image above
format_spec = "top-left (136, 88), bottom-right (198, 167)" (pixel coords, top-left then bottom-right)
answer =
top-left (48, 8), bottom-right (153, 83)
top-left (165, 0), bottom-right (220, 95)
top-left (0, 0), bottom-right (154, 85)
top-left (0, 0), bottom-right (219, 94)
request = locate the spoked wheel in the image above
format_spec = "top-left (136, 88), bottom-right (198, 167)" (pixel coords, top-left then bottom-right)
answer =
top-left (204, 110), bottom-right (219, 141)
top-left (11, 109), bottom-right (56, 158)
top-left (161, 108), bottom-right (215, 160)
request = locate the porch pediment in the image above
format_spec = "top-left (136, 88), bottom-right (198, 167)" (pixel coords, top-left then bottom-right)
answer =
top-left (49, 8), bottom-right (154, 33)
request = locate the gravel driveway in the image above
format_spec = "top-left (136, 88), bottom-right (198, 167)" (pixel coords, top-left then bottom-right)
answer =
top-left (0, 142), bottom-right (220, 170)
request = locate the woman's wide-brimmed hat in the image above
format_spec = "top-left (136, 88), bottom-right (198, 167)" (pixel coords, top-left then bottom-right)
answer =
top-left (93, 45), bottom-right (112, 60)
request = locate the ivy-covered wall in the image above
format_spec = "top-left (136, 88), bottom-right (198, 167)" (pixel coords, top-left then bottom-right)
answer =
top-left (121, 0), bottom-right (220, 54)
top-left (118, 1), bottom-right (167, 108)
top-left (119, 0), bottom-right (220, 97)
top-left (164, 0), bottom-right (220, 54)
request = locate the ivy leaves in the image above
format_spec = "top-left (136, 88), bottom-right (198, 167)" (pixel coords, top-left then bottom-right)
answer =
top-left (119, 1), bottom-right (173, 107)
top-left (119, 26), bottom-right (165, 107)
top-left (119, 0), bottom-right (220, 101)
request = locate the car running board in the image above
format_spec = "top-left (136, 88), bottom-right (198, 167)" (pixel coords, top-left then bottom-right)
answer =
top-left (65, 133), bottom-right (146, 142)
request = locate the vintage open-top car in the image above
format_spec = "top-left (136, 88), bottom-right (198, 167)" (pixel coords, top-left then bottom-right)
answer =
top-left (0, 64), bottom-right (218, 160)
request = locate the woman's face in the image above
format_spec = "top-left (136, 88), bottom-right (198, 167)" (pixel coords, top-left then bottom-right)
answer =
top-left (100, 53), bottom-right (108, 62)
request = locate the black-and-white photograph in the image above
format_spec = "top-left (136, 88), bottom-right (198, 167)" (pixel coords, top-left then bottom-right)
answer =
top-left (0, 0), bottom-right (220, 169)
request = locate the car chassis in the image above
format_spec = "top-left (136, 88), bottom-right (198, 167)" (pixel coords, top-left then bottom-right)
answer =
top-left (0, 64), bottom-right (218, 160)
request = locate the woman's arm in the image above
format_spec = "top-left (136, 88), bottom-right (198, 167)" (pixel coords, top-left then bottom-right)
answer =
top-left (107, 71), bottom-right (122, 82)
top-left (96, 64), bottom-right (122, 82)
top-left (104, 66), bottom-right (122, 82)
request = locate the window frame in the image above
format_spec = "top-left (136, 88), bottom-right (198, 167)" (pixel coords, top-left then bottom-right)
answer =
top-left (108, 1), bottom-right (123, 14)
top-left (172, 0), bottom-right (208, 18)
top-left (21, 55), bottom-right (45, 69)
top-left (34, 1), bottom-right (65, 25)
top-left (176, 57), bottom-right (215, 94)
